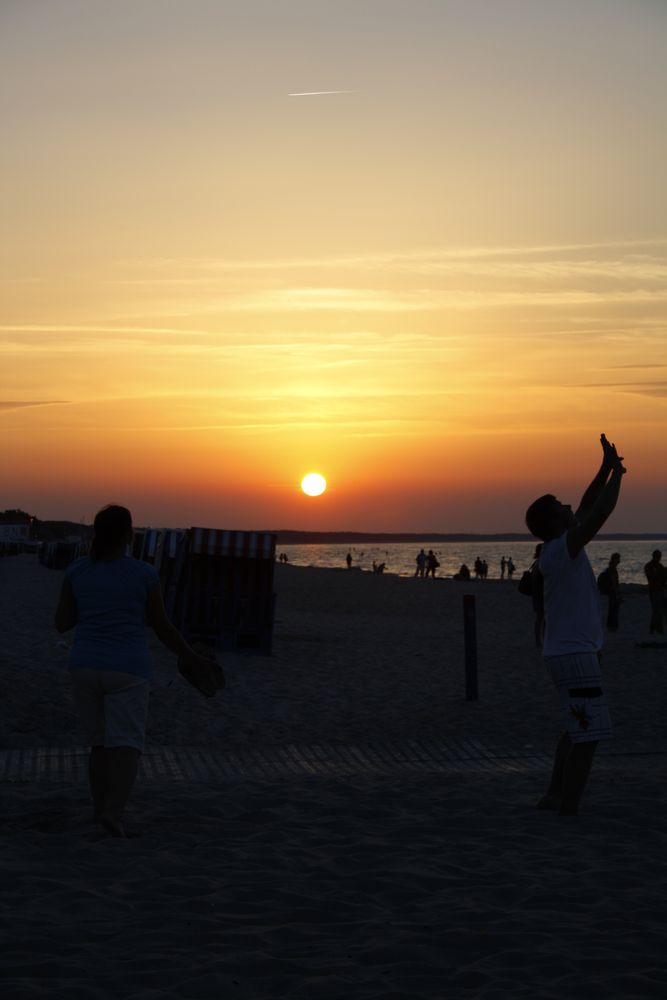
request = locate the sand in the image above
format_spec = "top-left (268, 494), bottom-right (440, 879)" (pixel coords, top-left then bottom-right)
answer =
top-left (2, 553), bottom-right (667, 998)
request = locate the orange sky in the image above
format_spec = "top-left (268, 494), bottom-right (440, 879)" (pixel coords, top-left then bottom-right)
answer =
top-left (2, 1), bottom-right (666, 531)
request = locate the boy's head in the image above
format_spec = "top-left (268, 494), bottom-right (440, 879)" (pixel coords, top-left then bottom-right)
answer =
top-left (525, 494), bottom-right (576, 542)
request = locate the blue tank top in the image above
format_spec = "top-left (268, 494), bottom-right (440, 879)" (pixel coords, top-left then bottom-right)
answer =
top-left (65, 556), bottom-right (161, 679)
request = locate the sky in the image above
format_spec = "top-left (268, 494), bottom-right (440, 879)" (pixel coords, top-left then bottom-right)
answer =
top-left (2, 0), bottom-right (666, 532)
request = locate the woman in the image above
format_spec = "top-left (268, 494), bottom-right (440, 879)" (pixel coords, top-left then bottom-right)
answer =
top-left (55, 505), bottom-right (221, 837)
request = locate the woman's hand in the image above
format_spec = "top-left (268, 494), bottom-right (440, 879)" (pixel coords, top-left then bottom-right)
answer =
top-left (178, 642), bottom-right (225, 696)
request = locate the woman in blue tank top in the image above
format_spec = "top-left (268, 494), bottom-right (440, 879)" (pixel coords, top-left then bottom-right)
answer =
top-left (55, 505), bottom-right (220, 837)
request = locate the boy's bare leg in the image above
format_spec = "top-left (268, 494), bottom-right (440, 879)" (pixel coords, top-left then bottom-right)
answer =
top-left (558, 740), bottom-right (598, 815)
top-left (537, 731), bottom-right (571, 809)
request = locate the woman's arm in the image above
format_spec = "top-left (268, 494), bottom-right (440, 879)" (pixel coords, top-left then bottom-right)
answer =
top-left (145, 583), bottom-right (220, 670)
top-left (54, 578), bottom-right (78, 633)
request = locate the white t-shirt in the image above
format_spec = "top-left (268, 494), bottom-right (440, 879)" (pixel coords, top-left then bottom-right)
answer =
top-left (539, 532), bottom-right (603, 656)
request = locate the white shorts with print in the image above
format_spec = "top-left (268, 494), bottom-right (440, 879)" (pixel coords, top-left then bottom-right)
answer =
top-left (544, 652), bottom-right (612, 744)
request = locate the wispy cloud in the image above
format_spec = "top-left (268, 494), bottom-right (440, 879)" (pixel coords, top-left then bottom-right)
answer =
top-left (288, 90), bottom-right (354, 97)
top-left (0, 400), bottom-right (69, 411)
top-left (120, 238), bottom-right (667, 276)
top-left (583, 381), bottom-right (667, 398)
top-left (141, 287), bottom-right (667, 316)
top-left (102, 239), bottom-right (667, 316)
top-left (602, 363), bottom-right (667, 370)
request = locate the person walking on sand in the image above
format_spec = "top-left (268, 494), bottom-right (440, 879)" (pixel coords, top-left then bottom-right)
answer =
top-left (644, 550), bottom-right (666, 634)
top-left (525, 433), bottom-right (626, 816)
top-left (55, 504), bottom-right (221, 838)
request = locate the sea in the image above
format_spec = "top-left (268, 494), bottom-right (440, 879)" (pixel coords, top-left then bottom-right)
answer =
top-left (277, 539), bottom-right (664, 586)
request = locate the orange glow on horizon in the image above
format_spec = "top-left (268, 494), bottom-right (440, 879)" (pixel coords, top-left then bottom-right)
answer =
top-left (2, 3), bottom-right (666, 531)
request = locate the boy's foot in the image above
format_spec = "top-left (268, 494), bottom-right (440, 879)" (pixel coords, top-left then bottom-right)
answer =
top-left (98, 814), bottom-right (126, 838)
top-left (536, 794), bottom-right (562, 811)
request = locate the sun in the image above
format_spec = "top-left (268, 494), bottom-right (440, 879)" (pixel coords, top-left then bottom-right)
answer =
top-left (301, 472), bottom-right (327, 497)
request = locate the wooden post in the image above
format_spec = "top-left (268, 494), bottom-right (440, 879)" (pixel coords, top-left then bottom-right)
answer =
top-left (463, 594), bottom-right (478, 701)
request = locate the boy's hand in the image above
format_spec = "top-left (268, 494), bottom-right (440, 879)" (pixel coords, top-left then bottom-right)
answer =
top-left (601, 433), bottom-right (626, 474)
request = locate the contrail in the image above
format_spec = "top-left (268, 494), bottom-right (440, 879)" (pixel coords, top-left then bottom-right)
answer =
top-left (288, 90), bottom-right (354, 96)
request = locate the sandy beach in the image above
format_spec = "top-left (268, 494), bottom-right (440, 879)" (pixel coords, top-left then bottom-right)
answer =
top-left (3, 553), bottom-right (667, 998)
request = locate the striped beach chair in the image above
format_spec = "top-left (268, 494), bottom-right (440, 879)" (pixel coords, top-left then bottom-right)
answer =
top-left (39, 540), bottom-right (84, 569)
top-left (132, 530), bottom-right (146, 560)
top-left (154, 529), bottom-right (188, 619)
top-left (140, 529), bottom-right (161, 565)
top-left (172, 528), bottom-right (277, 655)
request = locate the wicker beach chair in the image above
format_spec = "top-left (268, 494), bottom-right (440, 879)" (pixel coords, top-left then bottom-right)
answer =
top-left (153, 529), bottom-right (188, 620)
top-left (39, 539), bottom-right (83, 569)
top-left (131, 530), bottom-right (146, 560)
top-left (139, 529), bottom-right (161, 565)
top-left (172, 527), bottom-right (277, 655)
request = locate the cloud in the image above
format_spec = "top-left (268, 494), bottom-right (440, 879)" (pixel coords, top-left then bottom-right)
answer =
top-left (602, 364), bottom-right (667, 370)
top-left (288, 90), bottom-right (354, 97)
top-left (584, 382), bottom-right (667, 398)
top-left (101, 239), bottom-right (667, 317)
top-left (0, 400), bottom-right (69, 411)
top-left (120, 238), bottom-right (667, 276)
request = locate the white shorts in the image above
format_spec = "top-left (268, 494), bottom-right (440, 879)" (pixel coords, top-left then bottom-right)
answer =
top-left (544, 652), bottom-right (612, 744)
top-left (69, 668), bottom-right (150, 752)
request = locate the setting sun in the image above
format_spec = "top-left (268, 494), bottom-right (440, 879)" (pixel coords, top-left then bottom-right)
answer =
top-left (2, 2), bottom-right (666, 533)
top-left (301, 473), bottom-right (327, 497)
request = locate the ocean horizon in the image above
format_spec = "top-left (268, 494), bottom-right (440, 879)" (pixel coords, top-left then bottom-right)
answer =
top-left (277, 538), bottom-right (665, 588)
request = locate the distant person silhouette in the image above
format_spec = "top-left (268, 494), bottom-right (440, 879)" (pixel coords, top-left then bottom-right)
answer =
top-left (425, 550), bottom-right (440, 578)
top-left (500, 556), bottom-right (507, 579)
top-left (453, 563), bottom-right (471, 581)
top-left (506, 556), bottom-right (516, 579)
top-left (346, 551), bottom-right (352, 569)
top-left (644, 549), bottom-right (666, 634)
top-left (415, 548), bottom-right (426, 577)
top-left (55, 504), bottom-right (219, 837)
top-left (604, 552), bottom-right (622, 632)
top-left (525, 433), bottom-right (625, 816)
top-left (530, 543), bottom-right (544, 647)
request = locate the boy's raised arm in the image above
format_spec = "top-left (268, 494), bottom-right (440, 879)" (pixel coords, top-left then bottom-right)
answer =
top-left (568, 441), bottom-right (626, 558)
top-left (575, 433), bottom-right (621, 520)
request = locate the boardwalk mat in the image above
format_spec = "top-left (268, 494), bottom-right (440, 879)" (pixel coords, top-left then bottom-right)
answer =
top-left (2, 739), bottom-right (666, 783)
